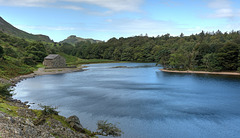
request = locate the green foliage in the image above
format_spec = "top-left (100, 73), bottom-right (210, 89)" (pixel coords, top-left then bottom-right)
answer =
top-left (0, 31), bottom-right (55, 78)
top-left (202, 53), bottom-right (222, 71)
top-left (4, 46), bottom-right (18, 58)
top-left (0, 45), bottom-right (3, 58)
top-left (0, 58), bottom-right (34, 79)
top-left (0, 84), bottom-right (12, 97)
top-left (237, 67), bottom-right (240, 72)
top-left (0, 98), bottom-right (20, 116)
top-left (65, 30), bottom-right (240, 72)
top-left (25, 42), bottom-right (47, 63)
top-left (97, 120), bottom-right (123, 137)
top-left (217, 42), bottom-right (239, 70)
top-left (59, 52), bottom-right (115, 65)
top-left (1, 26), bottom-right (240, 77)
top-left (59, 43), bottom-right (74, 55)
top-left (39, 104), bottom-right (59, 116)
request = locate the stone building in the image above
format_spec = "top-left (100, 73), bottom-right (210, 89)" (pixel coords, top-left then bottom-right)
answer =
top-left (43, 54), bottom-right (66, 68)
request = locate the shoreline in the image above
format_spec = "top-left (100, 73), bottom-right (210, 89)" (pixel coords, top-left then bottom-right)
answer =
top-left (0, 65), bottom-right (91, 137)
top-left (9, 65), bottom-right (87, 85)
top-left (160, 69), bottom-right (240, 76)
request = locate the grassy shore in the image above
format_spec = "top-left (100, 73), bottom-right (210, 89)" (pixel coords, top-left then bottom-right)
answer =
top-left (160, 69), bottom-right (240, 76)
top-left (59, 53), bottom-right (116, 65)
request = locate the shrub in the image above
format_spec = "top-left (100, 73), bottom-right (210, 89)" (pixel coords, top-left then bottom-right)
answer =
top-left (39, 104), bottom-right (59, 116)
top-left (0, 45), bottom-right (3, 58)
top-left (0, 84), bottom-right (13, 97)
top-left (97, 120), bottom-right (123, 137)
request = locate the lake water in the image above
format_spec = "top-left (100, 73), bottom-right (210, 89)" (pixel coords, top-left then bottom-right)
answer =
top-left (13, 63), bottom-right (240, 138)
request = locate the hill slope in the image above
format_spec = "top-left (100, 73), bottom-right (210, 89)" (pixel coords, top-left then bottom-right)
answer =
top-left (0, 17), bottom-right (53, 43)
top-left (60, 35), bottom-right (101, 45)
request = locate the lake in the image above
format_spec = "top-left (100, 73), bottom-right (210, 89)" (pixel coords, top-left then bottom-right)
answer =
top-left (13, 63), bottom-right (240, 138)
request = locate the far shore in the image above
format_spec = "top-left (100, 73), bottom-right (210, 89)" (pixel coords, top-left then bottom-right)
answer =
top-left (160, 69), bottom-right (240, 76)
top-left (10, 65), bottom-right (87, 85)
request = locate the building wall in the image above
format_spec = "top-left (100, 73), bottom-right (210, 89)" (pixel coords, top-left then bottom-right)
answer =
top-left (43, 55), bottom-right (66, 68)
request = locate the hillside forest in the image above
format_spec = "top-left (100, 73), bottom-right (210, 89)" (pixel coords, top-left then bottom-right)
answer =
top-left (61, 31), bottom-right (240, 72)
top-left (0, 30), bottom-right (240, 79)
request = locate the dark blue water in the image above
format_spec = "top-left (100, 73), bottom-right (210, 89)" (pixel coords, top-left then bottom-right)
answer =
top-left (14, 63), bottom-right (240, 138)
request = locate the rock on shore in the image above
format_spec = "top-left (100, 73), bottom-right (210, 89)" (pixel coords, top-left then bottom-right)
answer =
top-left (0, 97), bottom-right (90, 138)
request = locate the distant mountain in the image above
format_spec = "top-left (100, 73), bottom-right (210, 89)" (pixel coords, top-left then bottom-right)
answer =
top-left (0, 16), bottom-right (53, 43)
top-left (60, 35), bottom-right (102, 45)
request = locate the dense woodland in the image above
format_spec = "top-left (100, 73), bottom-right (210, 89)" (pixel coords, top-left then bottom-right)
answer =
top-left (1, 30), bottom-right (240, 79)
top-left (60, 30), bottom-right (240, 72)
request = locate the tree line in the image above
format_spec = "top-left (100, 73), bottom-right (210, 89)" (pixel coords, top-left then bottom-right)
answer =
top-left (59, 30), bottom-right (240, 72)
top-left (1, 29), bottom-right (240, 74)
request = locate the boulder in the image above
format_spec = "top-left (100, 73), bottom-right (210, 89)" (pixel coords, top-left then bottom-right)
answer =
top-left (66, 115), bottom-right (85, 133)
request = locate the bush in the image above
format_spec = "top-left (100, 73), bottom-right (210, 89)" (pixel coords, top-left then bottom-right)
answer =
top-left (39, 104), bottom-right (59, 116)
top-left (97, 120), bottom-right (123, 137)
top-left (238, 67), bottom-right (240, 72)
top-left (0, 84), bottom-right (13, 97)
top-left (4, 47), bottom-right (18, 58)
top-left (0, 45), bottom-right (3, 59)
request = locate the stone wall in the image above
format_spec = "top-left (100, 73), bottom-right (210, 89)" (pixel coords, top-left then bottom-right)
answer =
top-left (43, 55), bottom-right (66, 68)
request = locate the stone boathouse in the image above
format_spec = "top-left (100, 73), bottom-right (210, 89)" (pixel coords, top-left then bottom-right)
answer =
top-left (43, 54), bottom-right (66, 68)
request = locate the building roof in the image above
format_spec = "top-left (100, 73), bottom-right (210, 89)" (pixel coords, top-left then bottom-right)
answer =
top-left (44, 54), bottom-right (59, 60)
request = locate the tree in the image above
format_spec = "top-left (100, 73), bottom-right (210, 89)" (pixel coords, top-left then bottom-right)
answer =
top-left (4, 46), bottom-right (17, 58)
top-left (180, 33), bottom-right (184, 37)
top-left (25, 42), bottom-right (47, 62)
top-left (0, 84), bottom-right (13, 97)
top-left (202, 53), bottom-right (222, 71)
top-left (194, 43), bottom-right (211, 67)
top-left (199, 30), bottom-right (205, 42)
top-left (96, 120), bottom-right (123, 137)
top-left (0, 45), bottom-right (3, 58)
top-left (217, 42), bottom-right (239, 70)
top-left (59, 43), bottom-right (74, 55)
top-left (169, 53), bottom-right (188, 69)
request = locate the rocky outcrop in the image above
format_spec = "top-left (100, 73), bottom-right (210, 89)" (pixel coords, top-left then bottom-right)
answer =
top-left (0, 98), bottom-right (90, 138)
top-left (67, 115), bottom-right (85, 133)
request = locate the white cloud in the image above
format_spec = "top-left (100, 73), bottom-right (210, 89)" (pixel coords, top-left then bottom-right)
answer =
top-left (63, 0), bottom-right (143, 12)
top-left (208, 0), bottom-right (231, 9)
top-left (207, 0), bottom-right (239, 18)
top-left (213, 8), bottom-right (234, 18)
top-left (61, 5), bottom-right (83, 11)
top-left (0, 0), bottom-right (143, 12)
top-left (106, 19), bottom-right (113, 23)
top-left (0, 0), bottom-right (56, 7)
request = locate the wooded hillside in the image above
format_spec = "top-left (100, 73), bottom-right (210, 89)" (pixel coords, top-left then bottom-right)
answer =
top-left (62, 31), bottom-right (240, 72)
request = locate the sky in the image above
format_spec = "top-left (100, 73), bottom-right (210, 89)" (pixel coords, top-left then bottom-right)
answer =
top-left (0, 0), bottom-right (240, 42)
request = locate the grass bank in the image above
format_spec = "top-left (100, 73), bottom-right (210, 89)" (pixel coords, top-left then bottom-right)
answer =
top-left (59, 53), bottom-right (118, 65)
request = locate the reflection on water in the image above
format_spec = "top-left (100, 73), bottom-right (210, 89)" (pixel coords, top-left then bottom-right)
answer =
top-left (14, 63), bottom-right (240, 138)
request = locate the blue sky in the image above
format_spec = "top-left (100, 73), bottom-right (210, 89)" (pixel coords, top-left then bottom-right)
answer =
top-left (0, 0), bottom-right (240, 42)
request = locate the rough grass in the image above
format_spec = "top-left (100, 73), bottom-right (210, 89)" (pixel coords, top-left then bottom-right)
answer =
top-left (0, 57), bottom-right (34, 79)
top-left (59, 52), bottom-right (116, 65)
top-left (0, 98), bottom-right (19, 117)
top-left (52, 114), bottom-right (71, 128)
top-left (36, 63), bottom-right (45, 69)
top-left (77, 59), bottom-right (115, 64)
top-left (32, 109), bottom-right (42, 118)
